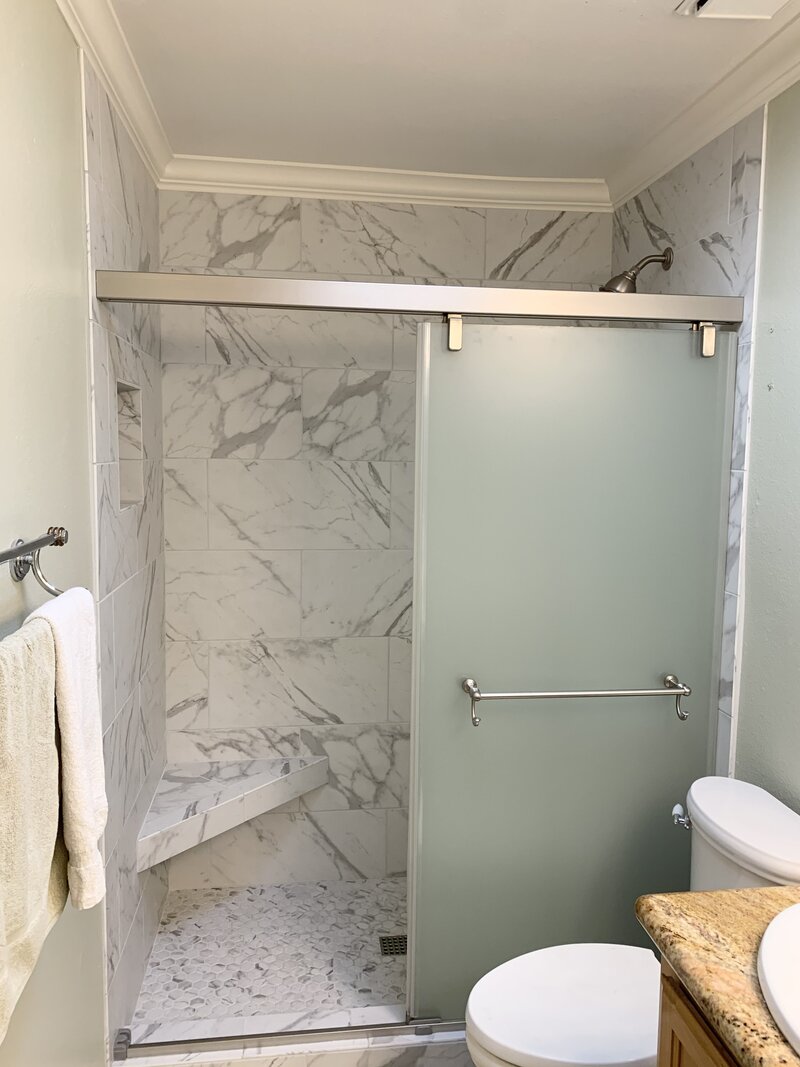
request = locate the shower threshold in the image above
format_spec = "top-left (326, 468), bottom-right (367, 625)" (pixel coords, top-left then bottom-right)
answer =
top-left (131, 878), bottom-right (407, 1046)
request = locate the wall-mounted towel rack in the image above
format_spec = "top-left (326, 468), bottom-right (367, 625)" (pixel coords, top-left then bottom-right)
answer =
top-left (1, 527), bottom-right (69, 597)
top-left (461, 674), bottom-right (691, 727)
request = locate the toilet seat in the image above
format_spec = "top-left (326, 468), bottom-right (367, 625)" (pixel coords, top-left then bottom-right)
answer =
top-left (465, 943), bottom-right (660, 1067)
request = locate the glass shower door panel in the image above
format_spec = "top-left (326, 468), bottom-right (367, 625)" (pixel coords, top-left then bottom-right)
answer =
top-left (411, 323), bottom-right (733, 1021)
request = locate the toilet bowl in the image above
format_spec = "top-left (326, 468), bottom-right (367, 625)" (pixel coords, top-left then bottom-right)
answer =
top-left (465, 777), bottom-right (800, 1067)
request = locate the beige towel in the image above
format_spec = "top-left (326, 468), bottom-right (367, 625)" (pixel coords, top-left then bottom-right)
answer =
top-left (28, 589), bottom-right (108, 909)
top-left (0, 618), bottom-right (68, 1044)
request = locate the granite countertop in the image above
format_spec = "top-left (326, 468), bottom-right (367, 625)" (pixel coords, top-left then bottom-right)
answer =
top-left (637, 885), bottom-right (800, 1067)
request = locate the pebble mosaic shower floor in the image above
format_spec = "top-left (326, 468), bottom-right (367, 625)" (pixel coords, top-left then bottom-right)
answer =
top-left (133, 878), bottom-right (407, 1026)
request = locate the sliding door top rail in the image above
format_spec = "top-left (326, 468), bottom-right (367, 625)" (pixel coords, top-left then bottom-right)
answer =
top-left (95, 270), bottom-right (743, 327)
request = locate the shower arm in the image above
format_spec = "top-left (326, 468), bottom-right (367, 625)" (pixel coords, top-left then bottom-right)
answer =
top-left (600, 247), bottom-right (674, 294)
top-left (629, 251), bottom-right (673, 276)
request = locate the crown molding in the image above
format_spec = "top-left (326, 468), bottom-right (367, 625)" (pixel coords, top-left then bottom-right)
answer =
top-left (160, 155), bottom-right (613, 211)
top-left (55, 0), bottom-right (172, 182)
top-left (56, 0), bottom-right (800, 213)
top-left (608, 8), bottom-right (800, 207)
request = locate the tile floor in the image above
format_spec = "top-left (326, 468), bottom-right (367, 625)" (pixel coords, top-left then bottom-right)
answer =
top-left (133, 878), bottom-right (407, 1032)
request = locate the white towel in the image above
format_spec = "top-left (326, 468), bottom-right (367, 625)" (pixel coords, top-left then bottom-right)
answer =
top-left (0, 618), bottom-right (68, 1043)
top-left (28, 588), bottom-right (108, 910)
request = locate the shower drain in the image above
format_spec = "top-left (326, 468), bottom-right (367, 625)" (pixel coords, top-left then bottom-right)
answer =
top-left (379, 934), bottom-right (407, 956)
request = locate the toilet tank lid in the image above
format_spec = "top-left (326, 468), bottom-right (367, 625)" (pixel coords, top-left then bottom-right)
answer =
top-left (688, 776), bottom-right (800, 883)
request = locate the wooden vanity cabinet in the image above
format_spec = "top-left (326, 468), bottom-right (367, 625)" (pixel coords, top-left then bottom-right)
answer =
top-left (657, 963), bottom-right (737, 1067)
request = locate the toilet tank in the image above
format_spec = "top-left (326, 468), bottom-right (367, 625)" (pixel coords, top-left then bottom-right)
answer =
top-left (687, 777), bottom-right (800, 890)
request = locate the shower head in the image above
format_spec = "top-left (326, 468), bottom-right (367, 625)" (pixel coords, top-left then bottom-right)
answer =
top-left (600, 247), bottom-right (674, 294)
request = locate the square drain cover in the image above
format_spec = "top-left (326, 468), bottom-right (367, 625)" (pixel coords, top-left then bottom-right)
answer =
top-left (379, 934), bottom-right (407, 956)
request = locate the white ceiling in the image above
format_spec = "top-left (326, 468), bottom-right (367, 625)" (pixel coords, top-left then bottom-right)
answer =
top-left (112, 0), bottom-right (797, 172)
top-left (62, 0), bottom-right (800, 205)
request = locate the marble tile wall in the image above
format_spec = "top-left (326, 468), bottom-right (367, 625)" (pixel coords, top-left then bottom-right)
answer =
top-left (82, 57), bottom-right (167, 1044)
top-left (160, 195), bottom-right (612, 889)
top-left (612, 107), bottom-right (766, 776)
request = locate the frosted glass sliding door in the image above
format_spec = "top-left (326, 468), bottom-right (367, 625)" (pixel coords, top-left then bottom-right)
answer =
top-left (410, 323), bottom-right (734, 1021)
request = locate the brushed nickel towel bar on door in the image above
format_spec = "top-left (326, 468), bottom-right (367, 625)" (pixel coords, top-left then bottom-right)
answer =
top-left (1, 526), bottom-right (69, 597)
top-left (461, 674), bottom-right (691, 727)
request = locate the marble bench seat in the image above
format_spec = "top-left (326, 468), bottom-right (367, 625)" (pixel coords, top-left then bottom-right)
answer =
top-left (136, 757), bottom-right (329, 871)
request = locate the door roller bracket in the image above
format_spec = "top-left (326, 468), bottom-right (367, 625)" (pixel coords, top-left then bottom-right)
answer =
top-left (446, 313), bottom-right (463, 351)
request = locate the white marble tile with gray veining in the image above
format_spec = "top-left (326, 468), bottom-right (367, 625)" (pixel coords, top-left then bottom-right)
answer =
top-left (613, 130), bottom-right (733, 266)
top-left (166, 640), bottom-right (210, 731)
top-left (393, 315), bottom-right (427, 370)
top-left (140, 654), bottom-right (167, 773)
top-left (163, 364), bottom-right (302, 459)
top-left (103, 707), bottom-right (128, 856)
top-left (387, 809), bottom-right (409, 877)
top-left (388, 637), bottom-right (412, 723)
top-left (302, 370), bottom-right (415, 461)
top-left (90, 323), bottom-right (114, 463)
top-left (207, 459), bottom-right (390, 549)
top-left (160, 304), bottom-right (207, 364)
top-left (98, 594), bottom-right (115, 731)
top-left (732, 343), bottom-right (752, 471)
top-left (107, 903), bottom-right (146, 1040)
top-left (117, 772), bottom-right (160, 946)
top-left (725, 470), bottom-right (744, 596)
top-left (168, 808), bottom-right (388, 889)
top-left (665, 214), bottom-right (758, 301)
top-left (113, 557), bottom-right (165, 711)
top-left (302, 550), bottom-right (412, 638)
top-left (100, 87), bottom-right (158, 270)
top-left (122, 689), bottom-right (145, 825)
top-left (206, 306), bottom-right (394, 370)
top-left (715, 710), bottom-right (733, 777)
top-left (108, 331), bottom-right (162, 461)
top-left (166, 550), bottom-right (301, 641)
top-left (164, 459), bottom-right (208, 549)
top-left (162, 723), bottom-right (409, 814)
top-left (160, 192), bottom-right (301, 270)
top-left (137, 458), bottom-right (163, 568)
top-left (104, 850), bottom-right (121, 986)
top-left (730, 109), bottom-right (764, 224)
top-left (136, 756), bottom-right (329, 870)
top-left (390, 463), bottom-right (414, 549)
top-left (718, 591), bottom-right (739, 717)
top-left (119, 459), bottom-right (143, 506)
top-left (95, 462), bottom-right (138, 599)
top-left (208, 638), bottom-right (389, 727)
top-left (86, 173), bottom-right (117, 275)
top-left (302, 200), bottom-right (485, 278)
top-left (486, 210), bottom-right (611, 284)
top-left (117, 385), bottom-right (142, 459)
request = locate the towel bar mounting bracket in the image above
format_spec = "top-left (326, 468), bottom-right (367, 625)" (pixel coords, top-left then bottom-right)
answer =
top-left (6, 526), bottom-right (68, 597)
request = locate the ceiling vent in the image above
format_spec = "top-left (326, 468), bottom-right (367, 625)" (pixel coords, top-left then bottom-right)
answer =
top-left (676, 0), bottom-right (790, 16)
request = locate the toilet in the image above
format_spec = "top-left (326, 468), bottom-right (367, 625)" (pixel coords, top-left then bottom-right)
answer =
top-left (465, 776), bottom-right (800, 1067)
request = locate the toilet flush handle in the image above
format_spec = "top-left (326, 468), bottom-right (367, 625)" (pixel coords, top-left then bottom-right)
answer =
top-left (672, 803), bottom-right (692, 830)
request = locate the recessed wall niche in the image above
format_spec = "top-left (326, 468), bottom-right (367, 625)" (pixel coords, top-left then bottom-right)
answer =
top-left (117, 380), bottom-right (143, 507)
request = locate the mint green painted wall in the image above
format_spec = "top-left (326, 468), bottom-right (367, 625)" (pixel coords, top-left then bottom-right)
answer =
top-left (736, 82), bottom-right (800, 811)
top-left (0, 0), bottom-right (106, 1063)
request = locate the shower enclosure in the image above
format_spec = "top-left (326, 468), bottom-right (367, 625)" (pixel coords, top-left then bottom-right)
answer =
top-left (96, 272), bottom-right (739, 1052)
